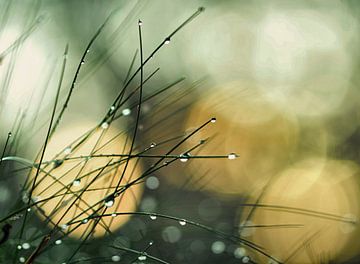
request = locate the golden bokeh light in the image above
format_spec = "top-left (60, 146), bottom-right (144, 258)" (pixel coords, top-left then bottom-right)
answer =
top-left (28, 122), bottom-right (143, 238)
top-left (245, 158), bottom-right (360, 263)
top-left (179, 81), bottom-right (299, 195)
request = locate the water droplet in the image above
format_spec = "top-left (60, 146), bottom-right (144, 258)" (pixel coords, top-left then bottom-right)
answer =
top-left (105, 200), bottom-right (114, 207)
top-left (138, 255), bottom-right (147, 261)
top-left (55, 239), bottom-right (62, 245)
top-left (27, 208), bottom-right (31, 212)
top-left (179, 153), bottom-right (190, 163)
top-left (82, 218), bottom-right (89, 224)
top-left (101, 122), bottom-right (109, 129)
top-left (150, 142), bottom-right (156, 148)
top-left (228, 153), bottom-right (237, 160)
top-left (64, 147), bottom-right (72, 155)
top-left (72, 179), bottom-right (81, 187)
top-left (17, 245), bottom-right (22, 250)
top-left (53, 159), bottom-right (64, 168)
top-left (22, 243), bottom-right (30, 250)
top-left (211, 117), bottom-right (216, 123)
top-left (111, 255), bottom-right (121, 262)
top-left (81, 61), bottom-right (85, 65)
top-left (138, 20), bottom-right (143, 26)
top-left (105, 196), bottom-right (115, 208)
top-left (122, 108), bottom-right (131, 116)
top-left (111, 213), bottom-right (117, 217)
top-left (150, 215), bottom-right (157, 220)
top-left (60, 224), bottom-right (68, 231)
top-left (19, 257), bottom-right (25, 263)
top-left (149, 240), bottom-right (153, 246)
top-left (179, 219), bottom-right (186, 226)
top-left (31, 196), bottom-right (40, 203)
top-left (110, 105), bottom-right (115, 111)
top-left (164, 38), bottom-right (170, 44)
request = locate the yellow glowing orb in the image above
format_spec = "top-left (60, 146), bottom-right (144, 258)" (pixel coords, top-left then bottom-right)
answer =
top-left (244, 158), bottom-right (360, 263)
top-left (179, 82), bottom-right (298, 195)
top-left (28, 122), bottom-right (143, 238)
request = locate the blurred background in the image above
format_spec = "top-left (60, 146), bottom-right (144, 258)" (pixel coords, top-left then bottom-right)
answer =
top-left (1, 0), bottom-right (360, 263)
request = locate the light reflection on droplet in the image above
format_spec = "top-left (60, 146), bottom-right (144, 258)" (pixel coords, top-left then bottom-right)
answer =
top-left (105, 196), bottom-right (115, 208)
top-left (72, 179), bottom-right (81, 187)
top-left (150, 215), bottom-right (157, 220)
top-left (180, 153), bottom-right (190, 163)
top-left (64, 147), bottom-right (72, 155)
top-left (228, 153), bottom-right (237, 160)
top-left (122, 108), bottom-right (131, 116)
top-left (179, 219), bottom-right (186, 226)
top-left (101, 122), bottom-right (109, 129)
top-left (31, 196), bottom-right (40, 203)
top-left (22, 243), bottom-right (30, 250)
